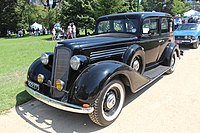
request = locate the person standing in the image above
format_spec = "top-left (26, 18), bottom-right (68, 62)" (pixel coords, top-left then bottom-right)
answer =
top-left (67, 23), bottom-right (73, 39)
top-left (7, 30), bottom-right (11, 38)
top-left (52, 28), bottom-right (56, 41)
top-left (71, 22), bottom-right (76, 38)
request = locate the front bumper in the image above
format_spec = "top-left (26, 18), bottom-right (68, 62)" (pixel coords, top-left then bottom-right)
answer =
top-left (175, 39), bottom-right (197, 45)
top-left (25, 85), bottom-right (94, 114)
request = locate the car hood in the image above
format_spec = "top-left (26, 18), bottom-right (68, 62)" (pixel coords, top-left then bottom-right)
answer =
top-left (58, 33), bottom-right (137, 49)
top-left (173, 30), bottom-right (198, 36)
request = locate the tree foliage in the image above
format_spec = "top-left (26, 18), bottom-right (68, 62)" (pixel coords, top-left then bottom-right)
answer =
top-left (141, 0), bottom-right (191, 15)
top-left (0, 0), bottom-right (18, 35)
top-left (94, 0), bottom-right (128, 17)
top-left (60, 0), bottom-right (95, 34)
top-left (60, 0), bottom-right (130, 35)
top-left (0, 0), bottom-right (194, 36)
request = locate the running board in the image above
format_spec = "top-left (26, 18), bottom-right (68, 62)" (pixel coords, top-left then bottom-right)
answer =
top-left (143, 65), bottom-right (170, 79)
top-left (134, 65), bottom-right (170, 93)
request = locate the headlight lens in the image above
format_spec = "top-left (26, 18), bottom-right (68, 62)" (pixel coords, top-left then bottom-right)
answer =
top-left (191, 36), bottom-right (196, 39)
top-left (70, 56), bottom-right (80, 70)
top-left (40, 53), bottom-right (49, 65)
top-left (37, 74), bottom-right (44, 83)
top-left (56, 79), bottom-right (65, 91)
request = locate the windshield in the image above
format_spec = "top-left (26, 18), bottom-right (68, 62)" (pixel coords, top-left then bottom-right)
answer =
top-left (177, 24), bottom-right (198, 30)
top-left (96, 19), bottom-right (138, 34)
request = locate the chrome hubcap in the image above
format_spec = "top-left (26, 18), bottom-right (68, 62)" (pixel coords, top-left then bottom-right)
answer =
top-left (133, 59), bottom-right (140, 71)
top-left (105, 92), bottom-right (116, 109)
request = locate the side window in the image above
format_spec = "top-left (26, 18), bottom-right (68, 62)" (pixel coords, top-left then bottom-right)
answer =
top-left (113, 20), bottom-right (123, 32)
top-left (142, 18), bottom-right (159, 35)
top-left (142, 19), bottom-right (150, 33)
top-left (97, 21), bottom-right (110, 33)
top-left (161, 18), bottom-right (169, 33)
top-left (125, 20), bottom-right (137, 33)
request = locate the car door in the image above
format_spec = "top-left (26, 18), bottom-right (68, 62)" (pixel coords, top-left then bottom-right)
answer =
top-left (157, 17), bottom-right (172, 61)
top-left (139, 17), bottom-right (160, 65)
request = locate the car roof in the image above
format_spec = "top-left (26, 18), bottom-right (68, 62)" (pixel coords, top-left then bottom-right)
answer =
top-left (97, 12), bottom-right (172, 21)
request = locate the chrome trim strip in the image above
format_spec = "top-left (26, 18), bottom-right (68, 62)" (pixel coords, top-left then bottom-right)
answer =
top-left (90, 48), bottom-right (127, 57)
top-left (90, 47), bottom-right (127, 60)
top-left (26, 86), bottom-right (94, 114)
top-left (91, 47), bottom-right (128, 55)
top-left (90, 52), bottom-right (124, 60)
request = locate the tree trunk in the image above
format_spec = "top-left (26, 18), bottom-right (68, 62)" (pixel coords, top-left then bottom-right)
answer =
top-left (84, 27), bottom-right (87, 36)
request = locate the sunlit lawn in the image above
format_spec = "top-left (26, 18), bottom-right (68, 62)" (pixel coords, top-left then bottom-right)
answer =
top-left (0, 35), bottom-right (55, 113)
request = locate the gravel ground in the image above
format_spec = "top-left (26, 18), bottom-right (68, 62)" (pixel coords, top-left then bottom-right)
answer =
top-left (0, 46), bottom-right (200, 133)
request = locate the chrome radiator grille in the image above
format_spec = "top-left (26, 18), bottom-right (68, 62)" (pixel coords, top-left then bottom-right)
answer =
top-left (52, 47), bottom-right (71, 97)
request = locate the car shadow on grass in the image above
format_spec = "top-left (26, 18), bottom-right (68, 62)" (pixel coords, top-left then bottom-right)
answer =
top-left (15, 76), bottom-right (163, 133)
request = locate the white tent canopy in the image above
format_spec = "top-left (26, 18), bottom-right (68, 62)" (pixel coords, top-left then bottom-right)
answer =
top-left (183, 10), bottom-right (199, 17)
top-left (31, 22), bottom-right (43, 30)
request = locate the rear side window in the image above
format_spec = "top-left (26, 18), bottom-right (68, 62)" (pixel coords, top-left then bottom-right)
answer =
top-left (142, 18), bottom-right (159, 36)
top-left (161, 18), bottom-right (169, 33)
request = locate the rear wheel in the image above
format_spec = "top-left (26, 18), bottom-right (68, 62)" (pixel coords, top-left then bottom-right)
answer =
top-left (130, 55), bottom-right (144, 74)
top-left (89, 80), bottom-right (125, 126)
top-left (166, 51), bottom-right (177, 74)
top-left (192, 38), bottom-right (199, 49)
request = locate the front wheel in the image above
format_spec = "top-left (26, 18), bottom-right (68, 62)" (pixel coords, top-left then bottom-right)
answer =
top-left (192, 38), bottom-right (199, 49)
top-left (166, 51), bottom-right (177, 74)
top-left (89, 80), bottom-right (125, 126)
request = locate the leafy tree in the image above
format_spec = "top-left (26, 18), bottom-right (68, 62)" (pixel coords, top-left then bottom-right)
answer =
top-left (141, 0), bottom-right (191, 15)
top-left (95, 0), bottom-right (128, 18)
top-left (0, 0), bottom-right (18, 36)
top-left (60, 0), bottom-right (95, 35)
top-left (171, 0), bottom-right (191, 15)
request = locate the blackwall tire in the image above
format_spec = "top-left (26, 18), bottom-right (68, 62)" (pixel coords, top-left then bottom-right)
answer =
top-left (89, 80), bottom-right (125, 126)
top-left (192, 39), bottom-right (199, 49)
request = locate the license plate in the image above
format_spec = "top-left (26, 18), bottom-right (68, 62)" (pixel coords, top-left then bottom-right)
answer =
top-left (28, 81), bottom-right (40, 91)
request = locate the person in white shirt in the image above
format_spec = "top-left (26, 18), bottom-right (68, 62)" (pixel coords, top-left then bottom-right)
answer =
top-left (71, 22), bottom-right (76, 38)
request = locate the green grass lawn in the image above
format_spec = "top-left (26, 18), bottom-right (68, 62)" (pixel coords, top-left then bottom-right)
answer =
top-left (0, 35), bottom-right (55, 113)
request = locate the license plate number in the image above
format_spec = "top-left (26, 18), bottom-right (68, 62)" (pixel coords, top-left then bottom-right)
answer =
top-left (28, 81), bottom-right (40, 91)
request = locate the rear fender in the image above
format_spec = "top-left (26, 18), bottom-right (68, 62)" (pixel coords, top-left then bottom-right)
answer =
top-left (161, 42), bottom-right (180, 66)
top-left (72, 61), bottom-right (149, 104)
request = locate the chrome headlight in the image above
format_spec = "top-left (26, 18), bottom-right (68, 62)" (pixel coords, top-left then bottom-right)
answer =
top-left (70, 56), bottom-right (80, 70)
top-left (40, 53), bottom-right (49, 65)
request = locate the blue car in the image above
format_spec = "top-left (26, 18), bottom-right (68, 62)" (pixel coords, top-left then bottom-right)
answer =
top-left (173, 23), bottom-right (200, 49)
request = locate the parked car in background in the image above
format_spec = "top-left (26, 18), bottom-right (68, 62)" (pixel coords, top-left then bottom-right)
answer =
top-left (173, 23), bottom-right (200, 49)
top-left (25, 12), bottom-right (181, 126)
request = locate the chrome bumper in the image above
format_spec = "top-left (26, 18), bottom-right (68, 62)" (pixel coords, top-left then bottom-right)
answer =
top-left (25, 86), bottom-right (94, 114)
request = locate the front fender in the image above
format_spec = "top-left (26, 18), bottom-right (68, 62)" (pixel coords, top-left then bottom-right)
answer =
top-left (28, 58), bottom-right (52, 85)
top-left (72, 61), bottom-right (149, 104)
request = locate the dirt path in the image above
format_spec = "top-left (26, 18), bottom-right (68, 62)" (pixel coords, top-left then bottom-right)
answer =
top-left (0, 46), bottom-right (200, 133)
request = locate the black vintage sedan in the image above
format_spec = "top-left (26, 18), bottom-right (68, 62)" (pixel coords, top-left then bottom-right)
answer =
top-left (25, 12), bottom-right (181, 126)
